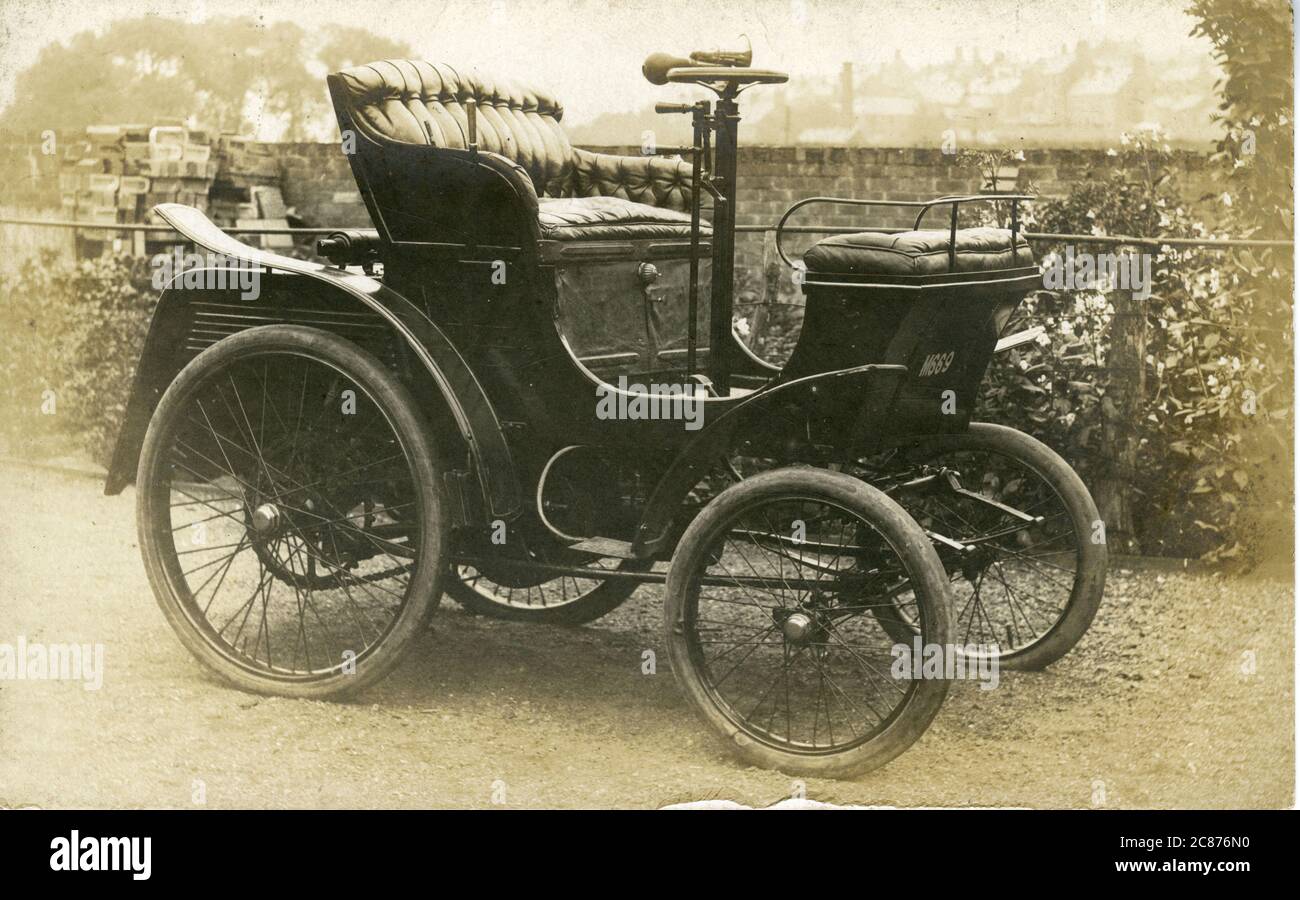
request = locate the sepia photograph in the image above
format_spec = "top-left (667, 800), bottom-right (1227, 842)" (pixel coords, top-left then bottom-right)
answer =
top-left (0, 0), bottom-right (1294, 869)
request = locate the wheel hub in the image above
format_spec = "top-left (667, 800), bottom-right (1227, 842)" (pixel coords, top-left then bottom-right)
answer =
top-left (961, 543), bottom-right (998, 581)
top-left (250, 502), bottom-right (282, 537)
top-left (781, 611), bottom-right (817, 645)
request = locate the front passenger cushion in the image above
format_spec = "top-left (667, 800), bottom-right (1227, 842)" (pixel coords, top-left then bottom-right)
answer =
top-left (804, 227), bottom-right (1034, 277)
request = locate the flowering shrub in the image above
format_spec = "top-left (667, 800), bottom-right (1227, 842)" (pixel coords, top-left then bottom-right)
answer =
top-left (979, 129), bottom-right (1292, 562)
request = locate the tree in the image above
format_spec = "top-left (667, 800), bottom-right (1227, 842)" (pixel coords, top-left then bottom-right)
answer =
top-left (1189, 0), bottom-right (1294, 562)
top-left (1190, 0), bottom-right (1294, 240)
top-left (0, 17), bottom-right (413, 140)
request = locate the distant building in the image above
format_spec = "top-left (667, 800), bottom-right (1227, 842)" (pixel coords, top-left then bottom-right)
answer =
top-left (734, 38), bottom-right (1221, 148)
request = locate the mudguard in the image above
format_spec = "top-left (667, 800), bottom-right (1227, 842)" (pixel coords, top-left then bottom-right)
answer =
top-left (631, 362), bottom-right (908, 556)
top-left (103, 204), bottom-right (522, 523)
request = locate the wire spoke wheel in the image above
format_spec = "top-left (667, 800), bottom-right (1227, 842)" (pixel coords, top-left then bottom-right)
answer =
top-left (138, 326), bottom-right (446, 697)
top-left (665, 468), bottom-right (952, 778)
top-left (446, 552), bottom-right (645, 624)
top-left (861, 423), bottom-right (1106, 670)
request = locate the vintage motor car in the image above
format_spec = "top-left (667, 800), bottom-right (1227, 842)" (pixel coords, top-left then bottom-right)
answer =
top-left (105, 43), bottom-right (1105, 777)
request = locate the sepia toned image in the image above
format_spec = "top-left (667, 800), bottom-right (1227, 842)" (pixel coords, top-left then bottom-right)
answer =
top-left (0, 0), bottom-right (1293, 818)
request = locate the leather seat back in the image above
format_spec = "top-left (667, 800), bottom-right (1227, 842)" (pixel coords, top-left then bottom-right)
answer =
top-left (331, 59), bottom-right (575, 196)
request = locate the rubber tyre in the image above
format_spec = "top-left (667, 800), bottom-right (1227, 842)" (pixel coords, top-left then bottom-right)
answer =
top-left (137, 324), bottom-right (447, 699)
top-left (873, 423), bottom-right (1106, 671)
top-left (444, 560), bottom-right (647, 625)
top-left (663, 467), bottom-right (953, 779)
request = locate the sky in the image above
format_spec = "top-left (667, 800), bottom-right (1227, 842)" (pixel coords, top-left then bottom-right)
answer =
top-left (0, 0), bottom-right (1219, 126)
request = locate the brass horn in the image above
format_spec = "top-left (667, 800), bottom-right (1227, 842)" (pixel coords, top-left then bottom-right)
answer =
top-left (690, 35), bottom-right (752, 67)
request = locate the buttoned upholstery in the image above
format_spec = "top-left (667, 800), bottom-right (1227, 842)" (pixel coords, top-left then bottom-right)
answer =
top-left (561, 148), bottom-right (695, 212)
top-left (538, 197), bottom-right (707, 241)
top-left (331, 59), bottom-right (701, 240)
top-left (804, 227), bottom-right (1034, 277)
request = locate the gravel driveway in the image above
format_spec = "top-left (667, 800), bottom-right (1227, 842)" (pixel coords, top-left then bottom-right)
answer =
top-left (0, 462), bottom-right (1292, 808)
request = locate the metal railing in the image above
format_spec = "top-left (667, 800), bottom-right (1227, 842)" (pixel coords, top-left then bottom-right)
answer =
top-left (734, 223), bottom-right (1292, 249)
top-left (0, 214), bottom-right (1292, 249)
top-left (0, 215), bottom-right (340, 236)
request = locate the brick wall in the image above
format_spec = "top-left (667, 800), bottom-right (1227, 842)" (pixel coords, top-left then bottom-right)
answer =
top-left (584, 144), bottom-right (1221, 289)
top-left (274, 142), bottom-right (370, 230)
top-left (0, 136), bottom-right (1222, 273)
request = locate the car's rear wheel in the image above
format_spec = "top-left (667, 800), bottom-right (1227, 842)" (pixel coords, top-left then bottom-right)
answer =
top-left (137, 325), bottom-right (446, 698)
top-left (445, 554), bottom-right (646, 625)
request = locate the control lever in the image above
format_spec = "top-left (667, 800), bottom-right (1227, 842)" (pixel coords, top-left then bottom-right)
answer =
top-left (655, 102), bottom-right (694, 114)
top-left (700, 178), bottom-right (726, 204)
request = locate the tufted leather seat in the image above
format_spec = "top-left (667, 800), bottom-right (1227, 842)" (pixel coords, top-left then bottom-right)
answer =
top-left (538, 197), bottom-right (709, 241)
top-left (563, 148), bottom-right (694, 211)
top-left (331, 59), bottom-right (701, 242)
top-left (804, 227), bottom-right (1034, 277)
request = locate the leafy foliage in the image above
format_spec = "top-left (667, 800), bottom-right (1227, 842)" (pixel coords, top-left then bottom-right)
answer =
top-left (1189, 0), bottom-right (1294, 239)
top-left (0, 253), bottom-right (154, 465)
top-left (979, 128), bottom-right (1292, 562)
